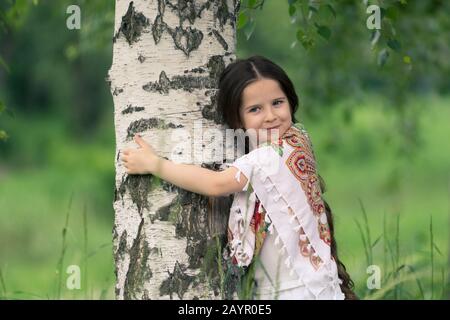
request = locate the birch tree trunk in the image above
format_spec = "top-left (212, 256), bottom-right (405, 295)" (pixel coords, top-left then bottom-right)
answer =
top-left (108, 0), bottom-right (241, 300)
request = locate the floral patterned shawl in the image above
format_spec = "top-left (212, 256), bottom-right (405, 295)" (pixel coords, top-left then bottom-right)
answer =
top-left (225, 123), bottom-right (344, 299)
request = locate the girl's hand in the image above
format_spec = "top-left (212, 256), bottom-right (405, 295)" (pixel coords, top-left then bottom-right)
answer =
top-left (120, 134), bottom-right (159, 175)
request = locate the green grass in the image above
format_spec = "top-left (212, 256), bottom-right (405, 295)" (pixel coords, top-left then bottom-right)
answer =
top-left (0, 114), bottom-right (116, 299)
top-left (0, 94), bottom-right (449, 299)
top-left (307, 93), bottom-right (449, 299)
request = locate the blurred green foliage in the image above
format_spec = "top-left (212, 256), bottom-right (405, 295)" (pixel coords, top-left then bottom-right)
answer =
top-left (0, 0), bottom-right (114, 140)
top-left (0, 0), bottom-right (448, 299)
top-left (238, 0), bottom-right (450, 157)
top-left (239, 0), bottom-right (450, 101)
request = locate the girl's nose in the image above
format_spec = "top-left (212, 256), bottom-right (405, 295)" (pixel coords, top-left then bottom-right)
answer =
top-left (265, 108), bottom-right (277, 122)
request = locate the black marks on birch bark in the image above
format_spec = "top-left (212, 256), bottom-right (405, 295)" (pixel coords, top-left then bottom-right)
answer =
top-left (113, 1), bottom-right (236, 54)
top-left (112, 224), bottom-right (120, 293)
top-left (231, 0), bottom-right (240, 28)
top-left (143, 55), bottom-right (225, 96)
top-left (138, 55), bottom-right (146, 63)
top-left (124, 218), bottom-right (153, 299)
top-left (175, 190), bottom-right (210, 269)
top-left (184, 66), bottom-right (207, 74)
top-left (152, 14), bottom-right (166, 44)
top-left (211, 29), bottom-right (228, 50)
top-left (207, 55), bottom-right (226, 83)
top-left (116, 174), bottom-right (152, 217)
top-left (213, 0), bottom-right (232, 31)
top-left (126, 117), bottom-right (184, 140)
top-left (201, 88), bottom-right (225, 124)
top-left (113, 87), bottom-right (124, 96)
top-left (105, 75), bottom-right (112, 89)
top-left (166, 0), bottom-right (196, 25)
top-left (143, 70), bottom-right (213, 94)
top-left (114, 1), bottom-right (150, 45)
top-left (116, 229), bottom-right (128, 263)
top-left (142, 71), bottom-right (171, 94)
top-left (142, 53), bottom-right (226, 122)
top-left (159, 260), bottom-right (198, 299)
top-left (160, 188), bottom-right (233, 298)
top-left (153, 203), bottom-right (171, 222)
top-left (113, 228), bottom-right (129, 297)
top-left (174, 0), bottom-right (234, 31)
top-left (200, 192), bottom-right (234, 297)
top-left (122, 105), bottom-right (145, 115)
top-left (152, 0), bottom-right (203, 57)
top-left (152, 196), bottom-right (181, 223)
top-left (149, 246), bottom-right (162, 257)
top-left (199, 54), bottom-right (226, 123)
top-left (161, 178), bottom-right (179, 193)
top-left (169, 26), bottom-right (203, 57)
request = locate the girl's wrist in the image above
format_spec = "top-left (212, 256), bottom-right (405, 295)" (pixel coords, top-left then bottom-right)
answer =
top-left (149, 154), bottom-right (163, 175)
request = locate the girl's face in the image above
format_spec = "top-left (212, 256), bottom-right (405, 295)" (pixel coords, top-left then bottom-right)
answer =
top-left (239, 78), bottom-right (293, 144)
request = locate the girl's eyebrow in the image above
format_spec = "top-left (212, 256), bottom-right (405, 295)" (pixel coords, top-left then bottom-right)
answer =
top-left (245, 97), bottom-right (286, 110)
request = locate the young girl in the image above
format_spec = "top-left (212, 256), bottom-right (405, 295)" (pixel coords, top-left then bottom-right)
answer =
top-left (121, 55), bottom-right (357, 300)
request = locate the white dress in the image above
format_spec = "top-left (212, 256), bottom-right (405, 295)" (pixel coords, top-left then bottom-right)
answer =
top-left (226, 124), bottom-right (345, 300)
top-left (252, 210), bottom-right (342, 300)
top-left (253, 227), bottom-right (312, 299)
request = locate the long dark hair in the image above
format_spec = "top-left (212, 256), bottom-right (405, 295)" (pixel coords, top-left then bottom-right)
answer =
top-left (217, 55), bottom-right (298, 129)
top-left (319, 176), bottom-right (358, 299)
top-left (217, 55), bottom-right (357, 299)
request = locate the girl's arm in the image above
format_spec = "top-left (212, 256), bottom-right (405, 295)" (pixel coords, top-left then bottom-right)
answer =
top-left (121, 134), bottom-right (248, 197)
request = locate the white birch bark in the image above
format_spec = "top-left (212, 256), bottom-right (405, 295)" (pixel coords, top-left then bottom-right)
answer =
top-left (107, 0), bottom-right (241, 300)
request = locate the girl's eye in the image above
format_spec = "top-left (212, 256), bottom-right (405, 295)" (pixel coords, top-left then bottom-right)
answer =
top-left (273, 100), bottom-right (283, 106)
top-left (249, 107), bottom-right (260, 113)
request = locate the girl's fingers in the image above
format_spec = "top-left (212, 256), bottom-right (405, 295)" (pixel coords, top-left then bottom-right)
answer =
top-left (134, 134), bottom-right (147, 148)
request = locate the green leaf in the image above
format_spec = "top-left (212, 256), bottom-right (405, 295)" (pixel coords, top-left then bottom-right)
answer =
top-left (272, 145), bottom-right (283, 157)
top-left (237, 12), bottom-right (248, 30)
top-left (288, 0), bottom-right (298, 5)
top-left (64, 44), bottom-right (79, 61)
top-left (296, 29), bottom-right (305, 42)
top-left (377, 48), bottom-right (389, 67)
top-left (0, 130), bottom-right (8, 141)
top-left (372, 235), bottom-right (382, 248)
top-left (308, 5), bottom-right (318, 14)
top-left (387, 38), bottom-right (401, 52)
top-left (289, 4), bottom-right (296, 17)
top-left (433, 242), bottom-right (442, 256)
top-left (380, 7), bottom-right (387, 20)
top-left (296, 29), bottom-right (314, 50)
top-left (403, 55), bottom-right (411, 64)
top-left (260, 141), bottom-right (284, 157)
top-left (248, 0), bottom-right (257, 8)
top-left (243, 18), bottom-right (256, 41)
top-left (0, 56), bottom-right (10, 73)
top-left (326, 4), bottom-right (336, 18)
top-left (315, 23), bottom-right (331, 40)
top-left (0, 100), bottom-right (5, 114)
